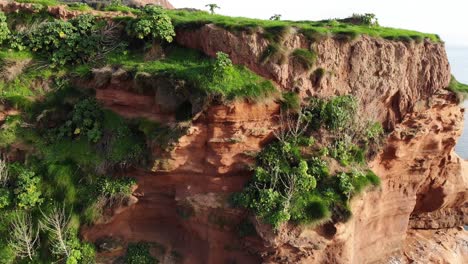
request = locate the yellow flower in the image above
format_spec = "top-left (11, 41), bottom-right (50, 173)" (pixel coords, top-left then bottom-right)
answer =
top-left (59, 32), bottom-right (66, 38)
top-left (74, 128), bottom-right (81, 135)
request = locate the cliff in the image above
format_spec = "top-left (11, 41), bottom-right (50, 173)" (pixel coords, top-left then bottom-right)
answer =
top-left (82, 24), bottom-right (466, 263)
top-left (0, 3), bottom-right (466, 264)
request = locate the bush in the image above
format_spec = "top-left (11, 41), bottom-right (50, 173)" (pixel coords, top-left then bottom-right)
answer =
top-left (125, 242), bottom-right (157, 264)
top-left (25, 15), bottom-right (100, 66)
top-left (212, 51), bottom-right (234, 81)
top-left (321, 95), bottom-right (357, 131)
top-left (291, 48), bottom-right (317, 70)
top-left (0, 188), bottom-right (11, 209)
top-left (280, 92), bottom-right (301, 111)
top-left (233, 139), bottom-right (319, 228)
top-left (10, 164), bottom-right (43, 209)
top-left (98, 176), bottom-right (135, 204)
top-left (0, 11), bottom-right (10, 45)
top-left (127, 5), bottom-right (175, 42)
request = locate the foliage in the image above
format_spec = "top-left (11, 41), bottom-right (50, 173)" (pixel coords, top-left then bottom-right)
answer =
top-left (66, 2), bottom-right (93, 12)
top-left (106, 47), bottom-right (277, 101)
top-left (329, 137), bottom-right (365, 166)
top-left (305, 95), bottom-right (357, 132)
top-left (212, 51), bottom-right (234, 81)
top-left (232, 139), bottom-right (320, 228)
top-left (0, 188), bottom-right (11, 209)
top-left (0, 11), bottom-right (10, 45)
top-left (349, 13), bottom-right (380, 27)
top-left (206, 4), bottom-right (220, 15)
top-left (98, 176), bottom-right (135, 203)
top-left (291, 48), bottom-right (317, 70)
top-left (127, 5), bottom-right (175, 42)
top-left (280, 92), bottom-right (301, 111)
top-left (447, 75), bottom-right (468, 102)
top-left (16, 0), bottom-right (60, 7)
top-left (125, 242), bottom-right (157, 264)
top-left (56, 98), bottom-right (103, 143)
top-left (20, 14), bottom-right (101, 66)
top-left (269, 14), bottom-right (282, 21)
top-left (167, 9), bottom-right (440, 42)
top-left (11, 164), bottom-right (43, 209)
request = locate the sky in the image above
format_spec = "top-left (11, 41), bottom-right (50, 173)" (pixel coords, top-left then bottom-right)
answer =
top-left (170, 0), bottom-right (468, 47)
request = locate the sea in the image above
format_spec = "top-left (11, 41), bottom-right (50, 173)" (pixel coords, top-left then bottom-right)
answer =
top-left (448, 46), bottom-right (468, 159)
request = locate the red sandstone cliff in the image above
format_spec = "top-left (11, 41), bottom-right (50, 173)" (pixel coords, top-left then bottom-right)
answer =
top-left (78, 25), bottom-right (468, 263)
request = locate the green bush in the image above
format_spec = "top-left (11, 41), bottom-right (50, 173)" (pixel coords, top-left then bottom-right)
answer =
top-left (212, 51), bottom-right (234, 81)
top-left (291, 48), bottom-right (317, 70)
top-left (98, 176), bottom-right (135, 203)
top-left (281, 92), bottom-right (301, 111)
top-left (57, 99), bottom-right (103, 143)
top-left (0, 188), bottom-right (11, 209)
top-left (0, 11), bottom-right (10, 45)
top-left (25, 15), bottom-right (100, 66)
top-left (233, 139), bottom-right (319, 228)
top-left (322, 95), bottom-right (357, 131)
top-left (10, 164), bottom-right (43, 209)
top-left (125, 242), bottom-right (157, 264)
top-left (127, 5), bottom-right (175, 42)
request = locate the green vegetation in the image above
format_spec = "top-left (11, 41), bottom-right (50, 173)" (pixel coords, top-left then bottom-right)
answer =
top-left (291, 48), bottom-right (317, 70)
top-left (66, 2), bottom-right (93, 12)
top-left (125, 242), bottom-right (157, 264)
top-left (127, 5), bottom-right (175, 42)
top-left (448, 75), bottom-right (468, 101)
top-left (106, 47), bottom-right (277, 101)
top-left (0, 12), bottom-right (10, 44)
top-left (168, 10), bottom-right (440, 42)
top-left (16, 0), bottom-right (60, 7)
top-left (233, 95), bottom-right (383, 228)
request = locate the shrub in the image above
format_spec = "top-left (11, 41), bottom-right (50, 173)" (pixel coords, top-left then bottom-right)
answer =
top-left (125, 242), bottom-right (157, 264)
top-left (280, 92), bottom-right (301, 111)
top-left (26, 15), bottom-right (100, 66)
top-left (98, 176), bottom-right (136, 205)
top-left (0, 11), bottom-right (10, 45)
top-left (212, 51), bottom-right (234, 81)
top-left (57, 99), bottom-right (103, 143)
top-left (11, 164), bottom-right (43, 209)
top-left (233, 139), bottom-right (319, 228)
top-left (321, 95), bottom-right (357, 131)
top-left (291, 48), bottom-right (317, 70)
top-left (0, 188), bottom-right (11, 209)
top-left (127, 5), bottom-right (175, 42)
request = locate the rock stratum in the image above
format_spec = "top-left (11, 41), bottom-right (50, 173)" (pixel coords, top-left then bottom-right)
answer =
top-left (81, 24), bottom-right (467, 263)
top-left (0, 2), bottom-right (466, 263)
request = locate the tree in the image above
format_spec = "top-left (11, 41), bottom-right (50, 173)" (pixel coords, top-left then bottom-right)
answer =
top-left (206, 3), bottom-right (220, 14)
top-left (40, 205), bottom-right (72, 258)
top-left (269, 14), bottom-right (282, 21)
top-left (9, 212), bottom-right (39, 260)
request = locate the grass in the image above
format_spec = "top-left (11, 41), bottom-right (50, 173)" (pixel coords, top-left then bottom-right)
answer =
top-left (104, 4), bottom-right (141, 14)
top-left (16, 0), bottom-right (61, 7)
top-left (447, 75), bottom-right (468, 102)
top-left (66, 2), bottom-right (93, 12)
top-left (106, 47), bottom-right (277, 101)
top-left (291, 48), bottom-right (317, 69)
top-left (167, 10), bottom-right (441, 42)
top-left (448, 75), bottom-right (468, 93)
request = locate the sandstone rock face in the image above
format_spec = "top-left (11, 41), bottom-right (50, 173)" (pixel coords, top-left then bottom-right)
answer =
top-left (176, 25), bottom-right (451, 129)
top-left (78, 24), bottom-right (466, 263)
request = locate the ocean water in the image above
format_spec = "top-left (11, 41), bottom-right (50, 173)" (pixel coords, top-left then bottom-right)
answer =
top-left (448, 46), bottom-right (468, 159)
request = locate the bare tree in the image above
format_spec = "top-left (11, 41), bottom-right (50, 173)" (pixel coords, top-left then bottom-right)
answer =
top-left (40, 205), bottom-right (72, 258)
top-left (9, 212), bottom-right (39, 260)
top-left (0, 158), bottom-right (8, 187)
top-left (273, 107), bottom-right (310, 144)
